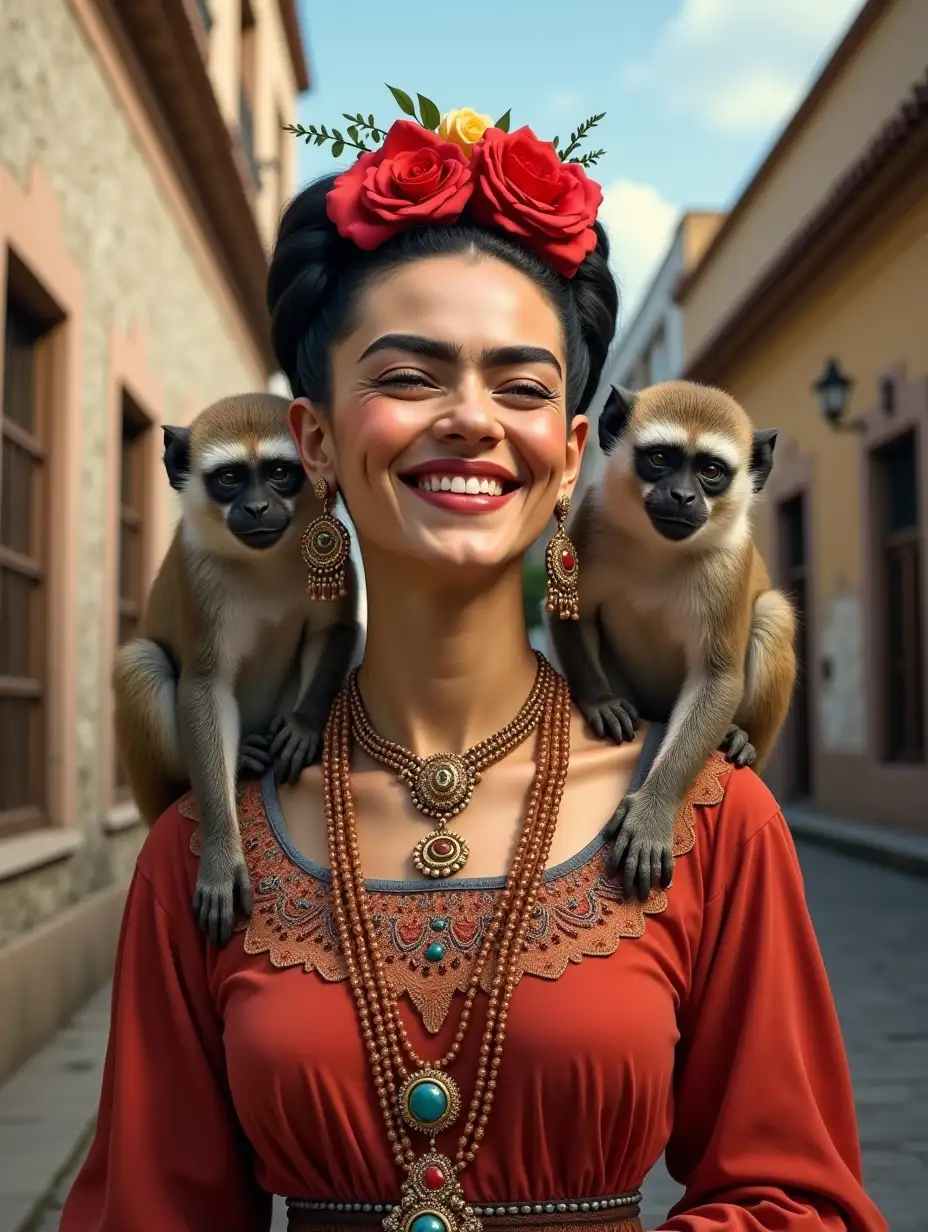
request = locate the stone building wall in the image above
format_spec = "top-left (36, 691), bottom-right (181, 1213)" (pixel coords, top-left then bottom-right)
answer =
top-left (0, 0), bottom-right (267, 943)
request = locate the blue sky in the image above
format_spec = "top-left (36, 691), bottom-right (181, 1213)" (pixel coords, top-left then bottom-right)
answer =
top-left (294, 0), bottom-right (864, 332)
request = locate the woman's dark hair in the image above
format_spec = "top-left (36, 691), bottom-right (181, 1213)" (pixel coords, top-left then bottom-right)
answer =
top-left (267, 174), bottom-right (620, 420)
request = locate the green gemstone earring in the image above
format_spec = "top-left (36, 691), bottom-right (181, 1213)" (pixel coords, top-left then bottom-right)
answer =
top-left (300, 477), bottom-right (351, 601)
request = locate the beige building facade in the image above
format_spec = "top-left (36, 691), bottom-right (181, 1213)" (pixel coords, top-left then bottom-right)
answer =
top-left (678, 0), bottom-right (927, 835)
top-left (0, 0), bottom-right (308, 1084)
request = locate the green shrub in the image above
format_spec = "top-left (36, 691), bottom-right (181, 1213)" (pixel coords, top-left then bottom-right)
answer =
top-left (522, 560), bottom-right (547, 629)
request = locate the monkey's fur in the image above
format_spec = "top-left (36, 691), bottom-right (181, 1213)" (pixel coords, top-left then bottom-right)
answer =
top-left (548, 381), bottom-right (796, 901)
top-left (113, 393), bottom-right (360, 946)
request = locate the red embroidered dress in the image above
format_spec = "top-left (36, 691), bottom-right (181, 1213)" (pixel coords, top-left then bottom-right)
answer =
top-left (61, 749), bottom-right (886, 1232)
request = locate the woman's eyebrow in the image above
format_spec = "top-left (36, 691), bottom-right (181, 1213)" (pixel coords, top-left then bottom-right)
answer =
top-left (358, 333), bottom-right (562, 377)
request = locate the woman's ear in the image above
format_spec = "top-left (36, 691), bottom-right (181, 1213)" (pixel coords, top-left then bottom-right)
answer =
top-left (289, 398), bottom-right (338, 485)
top-left (561, 414), bottom-right (589, 496)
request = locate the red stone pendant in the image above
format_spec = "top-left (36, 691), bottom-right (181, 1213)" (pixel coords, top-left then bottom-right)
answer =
top-left (423, 1166), bottom-right (446, 1191)
top-left (561, 549), bottom-right (575, 571)
top-left (383, 1150), bottom-right (482, 1232)
top-left (412, 829), bottom-right (470, 879)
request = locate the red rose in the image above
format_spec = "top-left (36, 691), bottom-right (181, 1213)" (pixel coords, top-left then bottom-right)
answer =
top-left (469, 127), bottom-right (603, 277)
top-left (326, 120), bottom-right (473, 250)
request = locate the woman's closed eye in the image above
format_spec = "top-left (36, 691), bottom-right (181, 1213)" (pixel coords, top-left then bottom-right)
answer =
top-left (363, 369), bottom-right (442, 399)
top-left (375, 369), bottom-right (438, 390)
top-left (498, 381), bottom-right (557, 405)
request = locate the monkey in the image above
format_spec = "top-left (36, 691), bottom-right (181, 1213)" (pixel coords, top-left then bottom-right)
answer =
top-left (547, 380), bottom-right (796, 903)
top-left (113, 392), bottom-right (361, 947)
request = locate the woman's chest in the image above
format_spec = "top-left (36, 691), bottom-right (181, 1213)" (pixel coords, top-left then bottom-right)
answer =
top-left (215, 911), bottom-right (686, 1200)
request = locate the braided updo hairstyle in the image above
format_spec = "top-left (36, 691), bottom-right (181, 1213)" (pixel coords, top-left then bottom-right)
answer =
top-left (267, 174), bottom-right (620, 422)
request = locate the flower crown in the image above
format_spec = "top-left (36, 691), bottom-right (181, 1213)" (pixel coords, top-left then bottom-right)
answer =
top-left (286, 87), bottom-right (607, 278)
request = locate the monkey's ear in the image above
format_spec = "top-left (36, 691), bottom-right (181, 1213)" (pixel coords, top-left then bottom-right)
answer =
top-left (598, 385), bottom-right (637, 454)
top-left (162, 425), bottom-right (192, 492)
top-left (750, 428), bottom-right (779, 492)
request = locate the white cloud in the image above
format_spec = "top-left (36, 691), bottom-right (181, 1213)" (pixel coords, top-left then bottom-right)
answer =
top-left (598, 179), bottom-right (679, 323)
top-left (623, 0), bottom-right (865, 134)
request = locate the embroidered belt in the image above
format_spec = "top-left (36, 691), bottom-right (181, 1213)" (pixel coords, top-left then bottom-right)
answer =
top-left (287, 1190), bottom-right (642, 1231)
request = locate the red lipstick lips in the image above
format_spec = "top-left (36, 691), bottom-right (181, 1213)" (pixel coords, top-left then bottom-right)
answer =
top-left (398, 459), bottom-right (521, 515)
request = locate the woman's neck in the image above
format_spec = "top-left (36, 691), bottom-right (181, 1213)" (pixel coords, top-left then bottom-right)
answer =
top-left (357, 555), bottom-right (541, 755)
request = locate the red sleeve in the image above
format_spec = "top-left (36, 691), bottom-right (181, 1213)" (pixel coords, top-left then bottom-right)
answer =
top-left (656, 781), bottom-right (887, 1231)
top-left (59, 808), bottom-right (272, 1232)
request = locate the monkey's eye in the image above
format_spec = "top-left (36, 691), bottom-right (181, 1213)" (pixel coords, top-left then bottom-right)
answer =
top-left (216, 470), bottom-right (239, 488)
top-left (648, 450), bottom-right (669, 469)
top-left (269, 464), bottom-right (293, 482)
top-left (699, 462), bottom-right (724, 481)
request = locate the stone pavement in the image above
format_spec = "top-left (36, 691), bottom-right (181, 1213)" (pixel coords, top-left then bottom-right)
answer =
top-left (6, 837), bottom-right (927, 1232)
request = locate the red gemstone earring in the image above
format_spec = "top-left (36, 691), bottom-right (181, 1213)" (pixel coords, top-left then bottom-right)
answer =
top-left (544, 494), bottom-right (580, 621)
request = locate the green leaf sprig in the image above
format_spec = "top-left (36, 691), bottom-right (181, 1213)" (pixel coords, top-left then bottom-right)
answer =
top-left (550, 112), bottom-right (607, 166)
top-left (286, 86), bottom-right (604, 167)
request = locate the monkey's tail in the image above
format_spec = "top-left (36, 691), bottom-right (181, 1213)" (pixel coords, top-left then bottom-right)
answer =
top-left (739, 589), bottom-right (798, 771)
top-left (112, 639), bottom-right (186, 825)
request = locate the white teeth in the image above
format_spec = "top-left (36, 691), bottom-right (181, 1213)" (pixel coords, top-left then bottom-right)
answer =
top-left (416, 474), bottom-right (506, 496)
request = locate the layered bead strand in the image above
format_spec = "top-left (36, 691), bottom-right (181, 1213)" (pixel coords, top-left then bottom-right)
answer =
top-left (343, 665), bottom-right (559, 1083)
top-left (321, 662), bottom-right (573, 1232)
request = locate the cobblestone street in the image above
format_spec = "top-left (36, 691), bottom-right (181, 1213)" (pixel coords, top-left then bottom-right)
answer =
top-left (25, 840), bottom-right (928, 1231)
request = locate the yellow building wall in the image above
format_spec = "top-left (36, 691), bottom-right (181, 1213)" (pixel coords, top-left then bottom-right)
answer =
top-left (711, 179), bottom-right (928, 828)
top-left (684, 0), bottom-right (928, 360)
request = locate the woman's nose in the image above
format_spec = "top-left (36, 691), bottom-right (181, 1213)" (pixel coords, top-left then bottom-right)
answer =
top-left (432, 380), bottom-right (505, 446)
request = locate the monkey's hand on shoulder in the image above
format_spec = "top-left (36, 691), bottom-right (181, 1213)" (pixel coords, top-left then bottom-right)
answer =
top-left (267, 713), bottom-right (324, 786)
top-left (238, 734), bottom-right (273, 778)
top-left (193, 842), bottom-right (252, 949)
top-left (580, 695), bottom-right (640, 745)
top-left (720, 723), bottom-right (756, 769)
top-left (604, 788), bottom-right (675, 903)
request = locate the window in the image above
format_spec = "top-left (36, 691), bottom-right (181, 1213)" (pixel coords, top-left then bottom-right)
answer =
top-left (876, 431), bottom-right (924, 762)
top-left (114, 391), bottom-right (151, 794)
top-left (778, 494), bottom-right (812, 796)
top-left (239, 0), bottom-right (259, 186)
top-left (0, 294), bottom-right (49, 834)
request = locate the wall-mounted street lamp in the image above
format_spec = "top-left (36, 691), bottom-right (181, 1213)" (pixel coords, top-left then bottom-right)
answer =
top-left (812, 357), bottom-right (864, 432)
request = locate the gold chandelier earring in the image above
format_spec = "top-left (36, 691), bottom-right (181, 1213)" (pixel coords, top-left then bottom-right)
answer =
top-left (544, 494), bottom-right (580, 621)
top-left (300, 477), bottom-right (351, 600)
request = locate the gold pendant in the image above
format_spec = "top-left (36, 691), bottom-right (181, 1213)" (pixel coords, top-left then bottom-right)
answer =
top-left (412, 829), bottom-right (469, 878)
top-left (383, 1151), bottom-right (482, 1232)
top-left (410, 754), bottom-right (476, 819)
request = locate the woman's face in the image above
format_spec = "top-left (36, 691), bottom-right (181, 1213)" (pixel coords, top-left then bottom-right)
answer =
top-left (291, 254), bottom-right (588, 575)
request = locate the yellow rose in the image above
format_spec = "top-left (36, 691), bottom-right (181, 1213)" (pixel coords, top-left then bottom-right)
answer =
top-left (439, 107), bottom-right (493, 157)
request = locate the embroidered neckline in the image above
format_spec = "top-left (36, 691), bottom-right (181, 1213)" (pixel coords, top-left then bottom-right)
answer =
top-left (181, 744), bottom-right (727, 1034)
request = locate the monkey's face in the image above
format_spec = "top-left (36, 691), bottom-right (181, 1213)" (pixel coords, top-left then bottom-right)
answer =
top-left (600, 382), bottom-right (773, 553)
top-left (201, 456), bottom-right (307, 551)
top-left (292, 255), bottom-right (587, 576)
top-left (634, 443), bottom-right (733, 542)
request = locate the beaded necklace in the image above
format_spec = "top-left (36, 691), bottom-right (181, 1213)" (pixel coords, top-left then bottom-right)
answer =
top-left (347, 652), bottom-right (550, 879)
top-left (322, 660), bottom-right (572, 1232)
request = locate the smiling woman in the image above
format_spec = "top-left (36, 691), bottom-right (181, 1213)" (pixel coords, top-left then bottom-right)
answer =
top-left (61, 104), bottom-right (887, 1232)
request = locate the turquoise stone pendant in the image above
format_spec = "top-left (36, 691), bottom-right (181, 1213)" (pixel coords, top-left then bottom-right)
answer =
top-left (383, 1150), bottom-right (482, 1232)
top-left (399, 1067), bottom-right (461, 1136)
